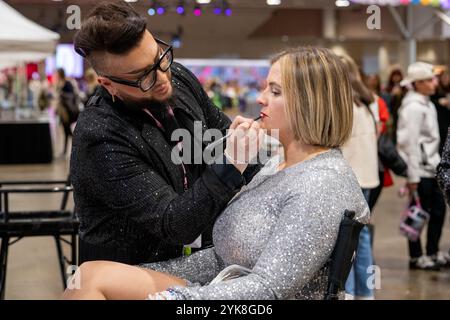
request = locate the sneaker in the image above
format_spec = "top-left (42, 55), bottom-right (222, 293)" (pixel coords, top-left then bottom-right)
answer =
top-left (344, 293), bottom-right (355, 300)
top-left (409, 256), bottom-right (440, 271)
top-left (431, 252), bottom-right (450, 268)
top-left (355, 295), bottom-right (375, 300)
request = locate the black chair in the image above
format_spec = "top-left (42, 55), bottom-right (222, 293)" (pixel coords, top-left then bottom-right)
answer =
top-left (0, 179), bottom-right (79, 300)
top-left (324, 210), bottom-right (364, 300)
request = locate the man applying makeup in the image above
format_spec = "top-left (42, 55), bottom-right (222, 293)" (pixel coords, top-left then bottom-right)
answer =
top-left (71, 1), bottom-right (261, 265)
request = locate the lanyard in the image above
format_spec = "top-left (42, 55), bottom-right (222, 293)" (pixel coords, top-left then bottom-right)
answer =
top-left (143, 107), bottom-right (189, 191)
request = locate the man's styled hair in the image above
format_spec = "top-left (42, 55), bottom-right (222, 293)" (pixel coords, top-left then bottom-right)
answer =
top-left (74, 0), bottom-right (147, 73)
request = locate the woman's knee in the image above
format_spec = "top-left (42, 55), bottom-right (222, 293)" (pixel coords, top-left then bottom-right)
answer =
top-left (62, 261), bottom-right (104, 299)
top-left (77, 260), bottom-right (114, 289)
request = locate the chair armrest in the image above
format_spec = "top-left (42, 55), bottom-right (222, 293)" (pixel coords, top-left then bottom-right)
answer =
top-left (0, 180), bottom-right (69, 187)
top-left (0, 186), bottom-right (73, 194)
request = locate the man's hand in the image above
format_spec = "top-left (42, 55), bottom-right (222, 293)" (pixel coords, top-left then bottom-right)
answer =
top-left (225, 116), bottom-right (263, 174)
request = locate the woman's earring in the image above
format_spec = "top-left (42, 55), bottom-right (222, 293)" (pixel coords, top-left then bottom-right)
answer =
top-left (112, 94), bottom-right (116, 103)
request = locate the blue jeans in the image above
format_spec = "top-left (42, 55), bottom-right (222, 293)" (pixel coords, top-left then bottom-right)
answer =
top-left (345, 189), bottom-right (374, 298)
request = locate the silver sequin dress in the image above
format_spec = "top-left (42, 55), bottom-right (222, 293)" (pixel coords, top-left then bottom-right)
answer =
top-left (141, 148), bottom-right (370, 299)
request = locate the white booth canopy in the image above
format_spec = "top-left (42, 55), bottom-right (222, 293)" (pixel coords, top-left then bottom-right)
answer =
top-left (0, 0), bottom-right (60, 69)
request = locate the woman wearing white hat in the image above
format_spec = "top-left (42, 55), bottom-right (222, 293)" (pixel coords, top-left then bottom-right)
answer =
top-left (397, 62), bottom-right (447, 270)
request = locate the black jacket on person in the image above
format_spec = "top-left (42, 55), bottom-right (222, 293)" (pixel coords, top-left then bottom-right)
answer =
top-left (59, 80), bottom-right (80, 124)
top-left (437, 128), bottom-right (450, 205)
top-left (431, 89), bottom-right (450, 155)
top-left (70, 62), bottom-right (260, 265)
top-left (377, 134), bottom-right (408, 178)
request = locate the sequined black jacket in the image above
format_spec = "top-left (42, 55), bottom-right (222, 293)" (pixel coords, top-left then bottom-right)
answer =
top-left (70, 62), bottom-right (259, 265)
top-left (437, 128), bottom-right (450, 205)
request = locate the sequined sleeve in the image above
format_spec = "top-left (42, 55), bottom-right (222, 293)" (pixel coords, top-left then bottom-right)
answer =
top-left (140, 247), bottom-right (222, 285)
top-left (165, 183), bottom-right (359, 300)
top-left (437, 128), bottom-right (450, 205)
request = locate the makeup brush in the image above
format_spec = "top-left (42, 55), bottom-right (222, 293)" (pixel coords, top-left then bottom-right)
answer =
top-left (205, 115), bottom-right (263, 153)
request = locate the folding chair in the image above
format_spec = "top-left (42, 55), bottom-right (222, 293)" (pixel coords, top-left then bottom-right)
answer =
top-left (0, 179), bottom-right (79, 299)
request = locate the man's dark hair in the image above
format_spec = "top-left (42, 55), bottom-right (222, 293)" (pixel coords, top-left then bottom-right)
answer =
top-left (74, 0), bottom-right (147, 72)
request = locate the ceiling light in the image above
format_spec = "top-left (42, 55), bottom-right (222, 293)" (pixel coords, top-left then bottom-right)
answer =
top-left (335, 0), bottom-right (350, 7)
top-left (267, 0), bottom-right (281, 5)
top-left (193, 7), bottom-right (202, 16)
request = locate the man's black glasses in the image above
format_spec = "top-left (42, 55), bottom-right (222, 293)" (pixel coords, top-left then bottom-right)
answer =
top-left (75, 38), bottom-right (173, 92)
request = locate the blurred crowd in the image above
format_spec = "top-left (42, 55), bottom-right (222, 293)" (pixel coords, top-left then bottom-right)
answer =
top-left (0, 68), bottom-right (100, 156)
top-left (203, 78), bottom-right (261, 113)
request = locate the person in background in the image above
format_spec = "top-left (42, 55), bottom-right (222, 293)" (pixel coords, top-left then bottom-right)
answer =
top-left (37, 78), bottom-right (51, 112)
top-left (434, 69), bottom-right (450, 269)
top-left (397, 62), bottom-right (446, 270)
top-left (28, 72), bottom-right (43, 111)
top-left (436, 128), bottom-right (450, 268)
top-left (84, 68), bottom-right (101, 103)
top-left (366, 73), bottom-right (392, 116)
top-left (366, 74), bottom-right (381, 95)
top-left (385, 68), bottom-right (406, 143)
top-left (365, 71), bottom-right (407, 205)
top-left (366, 73), bottom-right (385, 102)
top-left (431, 69), bottom-right (450, 155)
top-left (364, 73), bottom-right (392, 231)
top-left (205, 79), bottom-right (224, 110)
top-left (54, 68), bottom-right (80, 155)
top-left (340, 55), bottom-right (379, 300)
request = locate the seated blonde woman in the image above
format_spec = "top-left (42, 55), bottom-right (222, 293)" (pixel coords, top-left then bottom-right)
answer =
top-left (63, 47), bottom-right (369, 300)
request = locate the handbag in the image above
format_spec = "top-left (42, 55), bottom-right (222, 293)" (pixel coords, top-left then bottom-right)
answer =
top-left (399, 191), bottom-right (430, 242)
top-left (378, 133), bottom-right (408, 177)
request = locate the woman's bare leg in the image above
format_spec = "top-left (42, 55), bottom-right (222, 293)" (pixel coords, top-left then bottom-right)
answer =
top-left (62, 261), bottom-right (187, 300)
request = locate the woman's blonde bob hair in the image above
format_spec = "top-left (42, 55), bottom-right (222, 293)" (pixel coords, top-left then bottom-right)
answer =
top-left (272, 47), bottom-right (353, 148)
